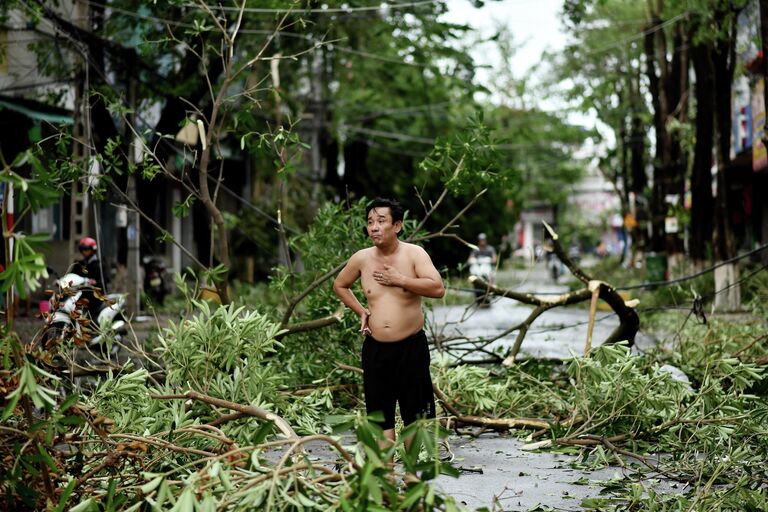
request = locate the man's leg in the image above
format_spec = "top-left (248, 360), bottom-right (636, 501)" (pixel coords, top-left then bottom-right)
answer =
top-left (361, 337), bottom-right (397, 450)
top-left (397, 331), bottom-right (436, 468)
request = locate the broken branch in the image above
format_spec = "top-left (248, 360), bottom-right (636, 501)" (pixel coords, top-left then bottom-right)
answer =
top-left (150, 390), bottom-right (298, 439)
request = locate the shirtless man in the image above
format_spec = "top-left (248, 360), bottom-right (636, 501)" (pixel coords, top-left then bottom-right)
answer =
top-left (333, 197), bottom-right (445, 444)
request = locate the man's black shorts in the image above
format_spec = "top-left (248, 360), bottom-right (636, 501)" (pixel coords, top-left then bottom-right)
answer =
top-left (361, 329), bottom-right (436, 430)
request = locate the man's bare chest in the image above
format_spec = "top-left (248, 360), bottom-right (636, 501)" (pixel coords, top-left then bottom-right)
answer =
top-left (360, 257), bottom-right (415, 297)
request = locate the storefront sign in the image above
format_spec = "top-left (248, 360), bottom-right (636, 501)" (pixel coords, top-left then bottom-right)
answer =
top-left (665, 217), bottom-right (679, 234)
top-left (752, 79), bottom-right (768, 171)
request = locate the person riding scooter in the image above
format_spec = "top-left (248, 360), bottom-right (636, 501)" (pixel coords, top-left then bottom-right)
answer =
top-left (468, 233), bottom-right (497, 307)
top-left (72, 236), bottom-right (109, 320)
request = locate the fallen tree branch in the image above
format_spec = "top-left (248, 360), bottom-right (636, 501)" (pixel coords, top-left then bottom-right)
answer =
top-left (283, 383), bottom-right (359, 397)
top-left (277, 307), bottom-right (345, 340)
top-left (466, 222), bottom-right (639, 364)
top-left (431, 385), bottom-right (551, 430)
top-left (543, 221), bottom-right (639, 346)
top-left (150, 390), bottom-right (298, 439)
top-left (336, 362), bottom-right (551, 430)
top-left (206, 411), bottom-right (247, 428)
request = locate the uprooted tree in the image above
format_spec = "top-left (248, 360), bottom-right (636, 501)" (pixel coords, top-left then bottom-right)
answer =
top-left (456, 221), bottom-right (640, 365)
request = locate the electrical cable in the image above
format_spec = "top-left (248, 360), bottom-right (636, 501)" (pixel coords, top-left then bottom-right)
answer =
top-left (571, 12), bottom-right (689, 57)
top-left (0, 79), bottom-right (76, 93)
top-left (617, 242), bottom-right (768, 291)
top-left (77, 0), bottom-right (438, 68)
top-left (180, 0), bottom-right (443, 15)
top-left (448, 243), bottom-right (768, 300)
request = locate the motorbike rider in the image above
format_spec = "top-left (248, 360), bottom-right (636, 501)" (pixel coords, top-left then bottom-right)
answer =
top-left (468, 233), bottom-right (497, 266)
top-left (72, 237), bottom-right (109, 321)
top-left (468, 233), bottom-right (497, 306)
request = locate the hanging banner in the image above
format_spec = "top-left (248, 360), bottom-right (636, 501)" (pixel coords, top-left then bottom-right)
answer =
top-left (752, 78), bottom-right (768, 171)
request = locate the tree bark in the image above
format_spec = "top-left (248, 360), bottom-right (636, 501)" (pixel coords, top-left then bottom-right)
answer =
top-left (690, 41), bottom-right (715, 265)
top-left (712, 16), bottom-right (741, 311)
top-left (644, 13), bottom-right (668, 252)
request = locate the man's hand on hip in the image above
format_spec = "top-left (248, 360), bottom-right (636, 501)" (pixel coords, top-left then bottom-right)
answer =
top-left (360, 309), bottom-right (371, 336)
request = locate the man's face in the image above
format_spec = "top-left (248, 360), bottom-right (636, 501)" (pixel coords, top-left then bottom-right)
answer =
top-left (80, 247), bottom-right (94, 258)
top-left (367, 207), bottom-right (401, 245)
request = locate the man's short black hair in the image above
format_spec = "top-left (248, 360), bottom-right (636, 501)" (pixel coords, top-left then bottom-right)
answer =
top-left (366, 197), bottom-right (404, 223)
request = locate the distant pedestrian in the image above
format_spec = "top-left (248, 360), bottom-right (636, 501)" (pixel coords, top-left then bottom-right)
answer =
top-left (468, 233), bottom-right (497, 306)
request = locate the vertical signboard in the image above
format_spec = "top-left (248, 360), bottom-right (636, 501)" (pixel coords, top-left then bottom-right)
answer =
top-left (752, 78), bottom-right (768, 171)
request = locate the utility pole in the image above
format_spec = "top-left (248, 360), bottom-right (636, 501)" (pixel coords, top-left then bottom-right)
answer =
top-left (309, 44), bottom-right (325, 205)
top-left (126, 76), bottom-right (141, 314)
top-left (69, 0), bottom-right (90, 266)
top-left (271, 54), bottom-right (291, 268)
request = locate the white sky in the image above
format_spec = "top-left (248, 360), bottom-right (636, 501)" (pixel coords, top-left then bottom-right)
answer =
top-left (441, 0), bottom-right (603, 131)
top-left (442, 0), bottom-right (608, 165)
top-left (443, 0), bottom-right (568, 94)
top-left (444, 0), bottom-right (599, 140)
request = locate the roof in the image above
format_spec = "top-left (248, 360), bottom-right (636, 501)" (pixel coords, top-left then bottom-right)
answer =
top-left (0, 94), bottom-right (73, 125)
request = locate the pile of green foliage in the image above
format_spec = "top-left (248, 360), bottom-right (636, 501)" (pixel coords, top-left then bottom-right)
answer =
top-left (1, 193), bottom-right (471, 510)
top-left (1, 296), bottom-right (463, 511)
top-left (434, 310), bottom-right (768, 510)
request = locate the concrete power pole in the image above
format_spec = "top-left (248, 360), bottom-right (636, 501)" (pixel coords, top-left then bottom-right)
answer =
top-left (126, 77), bottom-right (141, 314)
top-left (69, 0), bottom-right (90, 266)
top-left (309, 45), bottom-right (325, 204)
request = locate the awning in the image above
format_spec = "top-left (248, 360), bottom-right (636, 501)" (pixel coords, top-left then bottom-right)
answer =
top-left (0, 96), bottom-right (73, 125)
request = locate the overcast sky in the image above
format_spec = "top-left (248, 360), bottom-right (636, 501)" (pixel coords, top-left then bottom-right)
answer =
top-left (443, 0), bottom-right (568, 96)
top-left (442, 0), bottom-right (603, 136)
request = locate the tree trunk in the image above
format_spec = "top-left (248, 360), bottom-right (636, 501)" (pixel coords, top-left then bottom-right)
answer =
top-left (690, 42), bottom-right (715, 266)
top-left (629, 110), bottom-right (647, 258)
top-left (712, 19), bottom-right (740, 311)
top-left (644, 15), bottom-right (667, 253)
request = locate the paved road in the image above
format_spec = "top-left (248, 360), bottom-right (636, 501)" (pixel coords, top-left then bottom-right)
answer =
top-left (429, 261), bottom-right (653, 361)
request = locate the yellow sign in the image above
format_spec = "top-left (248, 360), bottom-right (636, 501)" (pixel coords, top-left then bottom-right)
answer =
top-left (624, 212), bottom-right (637, 230)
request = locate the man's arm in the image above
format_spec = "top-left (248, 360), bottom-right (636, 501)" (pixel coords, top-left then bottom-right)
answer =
top-left (333, 252), bottom-right (371, 334)
top-left (376, 245), bottom-right (445, 298)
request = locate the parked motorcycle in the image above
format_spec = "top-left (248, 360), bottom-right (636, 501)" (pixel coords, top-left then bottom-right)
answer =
top-left (43, 269), bottom-right (128, 357)
top-left (468, 254), bottom-right (495, 308)
top-left (142, 256), bottom-right (168, 306)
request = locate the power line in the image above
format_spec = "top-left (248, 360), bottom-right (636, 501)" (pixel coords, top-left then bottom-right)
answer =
top-left (78, 0), bottom-right (437, 69)
top-left (617, 242), bottom-right (768, 292)
top-left (570, 12), bottom-right (689, 57)
top-left (342, 124), bottom-right (582, 151)
top-left (0, 79), bottom-right (75, 93)
top-left (181, 0), bottom-right (442, 14)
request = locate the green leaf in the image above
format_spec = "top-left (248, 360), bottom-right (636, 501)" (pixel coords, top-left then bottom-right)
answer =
top-left (53, 479), bottom-right (77, 512)
top-left (69, 498), bottom-right (97, 512)
top-left (37, 444), bottom-right (59, 472)
top-left (140, 475), bottom-right (164, 494)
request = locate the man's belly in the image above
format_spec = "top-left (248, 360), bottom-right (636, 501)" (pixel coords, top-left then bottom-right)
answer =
top-left (367, 301), bottom-right (424, 342)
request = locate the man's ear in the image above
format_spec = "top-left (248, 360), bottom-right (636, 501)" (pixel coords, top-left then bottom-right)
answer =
top-left (395, 220), bottom-right (403, 236)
